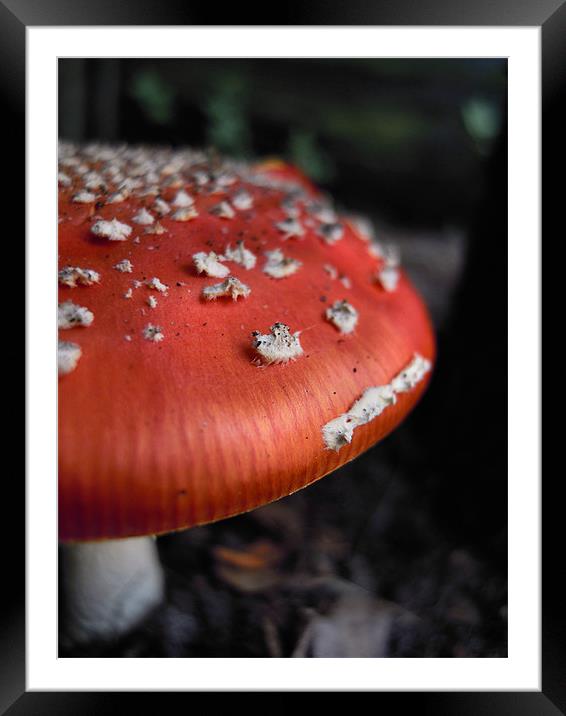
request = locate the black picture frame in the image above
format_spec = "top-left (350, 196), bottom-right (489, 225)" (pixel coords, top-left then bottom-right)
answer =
top-left (10, 0), bottom-right (555, 711)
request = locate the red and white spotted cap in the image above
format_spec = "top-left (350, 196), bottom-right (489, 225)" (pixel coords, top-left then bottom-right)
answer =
top-left (58, 142), bottom-right (435, 541)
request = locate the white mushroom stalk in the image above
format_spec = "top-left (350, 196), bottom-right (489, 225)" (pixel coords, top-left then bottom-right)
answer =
top-left (60, 536), bottom-right (164, 645)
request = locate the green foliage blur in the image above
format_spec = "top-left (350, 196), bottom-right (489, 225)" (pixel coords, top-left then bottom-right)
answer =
top-left (130, 69), bottom-right (175, 125)
top-left (59, 58), bottom-right (506, 227)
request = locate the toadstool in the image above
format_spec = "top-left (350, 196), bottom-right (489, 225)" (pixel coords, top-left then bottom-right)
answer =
top-left (58, 141), bottom-right (435, 645)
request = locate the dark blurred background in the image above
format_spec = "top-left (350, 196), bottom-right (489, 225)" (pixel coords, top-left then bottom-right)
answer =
top-left (59, 58), bottom-right (508, 658)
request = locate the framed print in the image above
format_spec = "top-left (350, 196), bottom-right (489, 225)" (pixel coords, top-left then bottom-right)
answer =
top-left (10, 0), bottom-right (555, 710)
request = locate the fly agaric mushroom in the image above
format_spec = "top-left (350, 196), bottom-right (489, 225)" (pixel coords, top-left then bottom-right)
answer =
top-left (58, 142), bottom-right (435, 644)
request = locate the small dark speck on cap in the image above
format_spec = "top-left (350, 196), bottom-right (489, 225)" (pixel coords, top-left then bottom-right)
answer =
top-left (202, 322), bottom-right (207, 326)
top-left (353, 367), bottom-right (357, 372)
top-left (320, 295), bottom-right (327, 302)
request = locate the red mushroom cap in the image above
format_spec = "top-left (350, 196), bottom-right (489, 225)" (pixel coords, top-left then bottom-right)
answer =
top-left (58, 143), bottom-right (435, 541)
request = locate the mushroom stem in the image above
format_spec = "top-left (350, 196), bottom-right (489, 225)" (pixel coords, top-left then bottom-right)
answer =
top-left (60, 536), bottom-right (164, 645)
